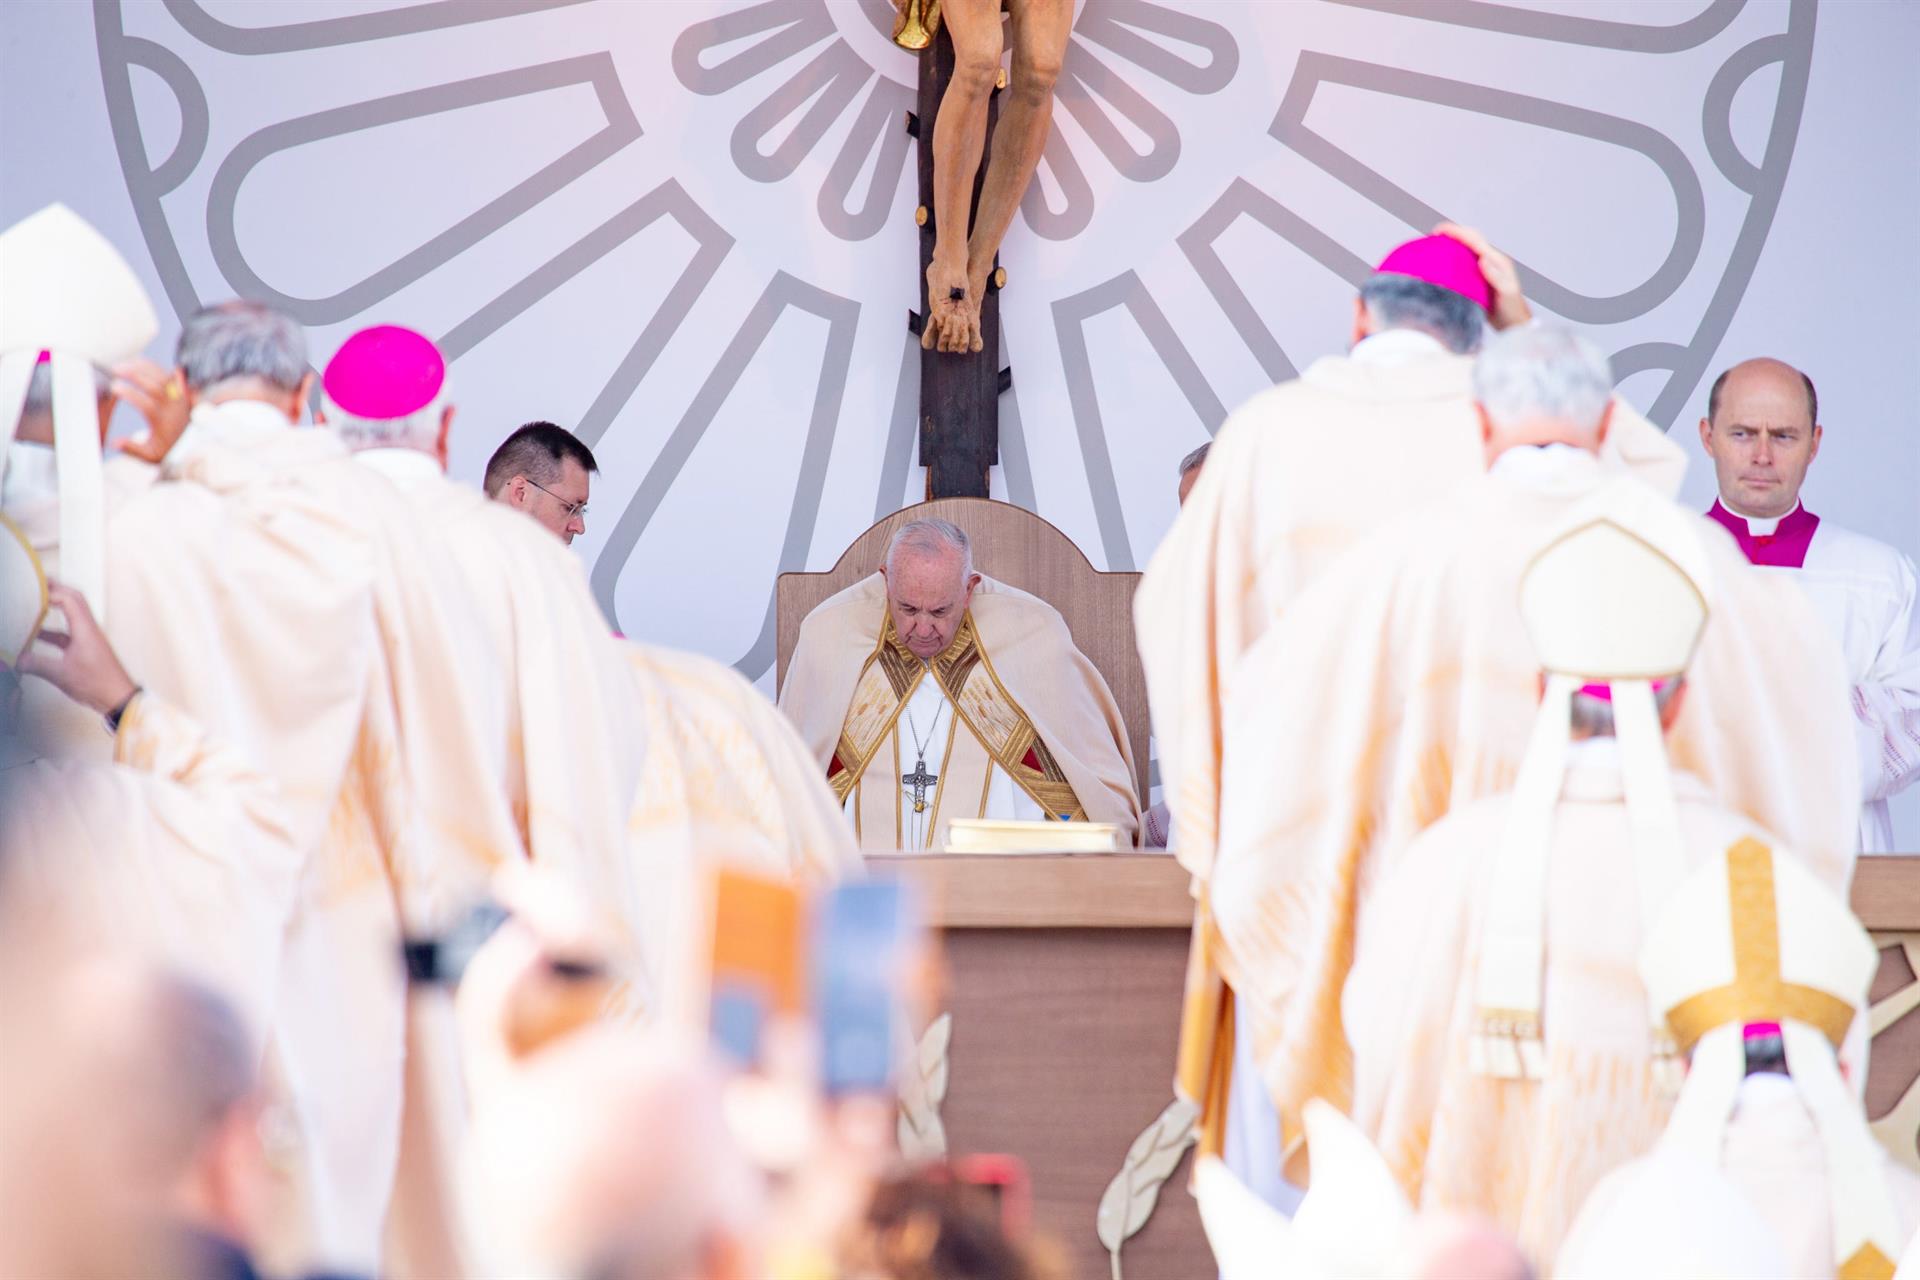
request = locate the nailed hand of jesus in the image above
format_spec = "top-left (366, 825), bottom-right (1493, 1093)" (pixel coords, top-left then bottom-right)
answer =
top-left (17, 582), bottom-right (139, 716)
top-left (111, 357), bottom-right (191, 464)
top-left (1433, 221), bottom-right (1533, 332)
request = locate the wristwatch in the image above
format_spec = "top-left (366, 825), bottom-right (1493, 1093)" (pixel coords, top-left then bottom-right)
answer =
top-left (104, 687), bottom-right (142, 736)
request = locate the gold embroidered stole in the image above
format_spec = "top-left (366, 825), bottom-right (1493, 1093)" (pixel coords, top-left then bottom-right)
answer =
top-left (824, 612), bottom-right (1088, 823)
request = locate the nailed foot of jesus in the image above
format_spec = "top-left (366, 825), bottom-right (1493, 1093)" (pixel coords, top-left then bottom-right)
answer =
top-left (923, 257), bottom-right (983, 354)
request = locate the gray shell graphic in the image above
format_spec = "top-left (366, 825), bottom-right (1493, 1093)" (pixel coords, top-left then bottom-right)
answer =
top-left (98, 0), bottom-right (1812, 676)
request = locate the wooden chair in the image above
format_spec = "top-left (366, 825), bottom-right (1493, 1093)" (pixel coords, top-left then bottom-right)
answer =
top-left (775, 498), bottom-right (1150, 807)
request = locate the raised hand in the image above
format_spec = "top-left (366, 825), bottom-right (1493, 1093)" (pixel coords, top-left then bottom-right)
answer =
top-left (1433, 221), bottom-right (1533, 331)
top-left (16, 582), bottom-right (138, 717)
top-left (110, 357), bottom-right (191, 464)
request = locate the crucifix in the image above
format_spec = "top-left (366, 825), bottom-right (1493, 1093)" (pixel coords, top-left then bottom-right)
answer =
top-left (896, 0), bottom-right (1070, 500)
top-left (902, 757), bottom-right (940, 814)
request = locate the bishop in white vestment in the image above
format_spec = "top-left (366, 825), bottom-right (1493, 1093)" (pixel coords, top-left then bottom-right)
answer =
top-left (1560, 838), bottom-right (1920, 1278)
top-left (1700, 357), bottom-right (1920, 852)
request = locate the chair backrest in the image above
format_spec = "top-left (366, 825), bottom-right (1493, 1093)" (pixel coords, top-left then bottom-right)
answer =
top-left (776, 498), bottom-right (1149, 806)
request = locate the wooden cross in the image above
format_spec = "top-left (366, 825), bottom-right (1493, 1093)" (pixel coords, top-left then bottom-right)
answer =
top-left (902, 757), bottom-right (939, 813)
top-left (908, 22), bottom-right (1008, 501)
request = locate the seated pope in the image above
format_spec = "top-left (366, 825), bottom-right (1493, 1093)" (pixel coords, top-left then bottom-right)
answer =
top-left (779, 518), bottom-right (1140, 851)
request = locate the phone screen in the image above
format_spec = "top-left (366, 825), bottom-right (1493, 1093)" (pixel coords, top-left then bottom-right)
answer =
top-left (707, 869), bottom-right (803, 1067)
top-left (814, 879), bottom-right (917, 1096)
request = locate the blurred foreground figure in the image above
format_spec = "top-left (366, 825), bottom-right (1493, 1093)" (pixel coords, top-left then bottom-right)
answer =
top-left (1563, 838), bottom-right (1920, 1276)
top-left (453, 870), bottom-right (765, 1280)
top-left (1699, 356), bottom-right (1920, 852)
top-left (0, 520), bottom-right (297, 1036)
top-left (467, 1032), bottom-right (763, 1280)
top-left (848, 1169), bottom-right (1064, 1280)
top-left (1194, 1098), bottom-right (1531, 1280)
top-left (1191, 327), bottom-right (1859, 1198)
top-left (0, 959), bottom-right (250, 1280)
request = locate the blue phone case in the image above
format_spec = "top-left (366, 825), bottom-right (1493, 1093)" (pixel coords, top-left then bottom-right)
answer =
top-left (815, 880), bottom-right (915, 1095)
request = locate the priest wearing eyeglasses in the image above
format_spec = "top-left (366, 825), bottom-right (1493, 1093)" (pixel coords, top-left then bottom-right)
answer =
top-left (779, 518), bottom-right (1139, 851)
top-left (484, 420), bottom-right (597, 545)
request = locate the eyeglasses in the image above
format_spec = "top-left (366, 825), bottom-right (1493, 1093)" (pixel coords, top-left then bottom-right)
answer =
top-left (524, 476), bottom-right (588, 521)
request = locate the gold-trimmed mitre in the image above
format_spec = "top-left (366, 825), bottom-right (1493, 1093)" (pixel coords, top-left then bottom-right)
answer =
top-left (1640, 836), bottom-right (1896, 1280)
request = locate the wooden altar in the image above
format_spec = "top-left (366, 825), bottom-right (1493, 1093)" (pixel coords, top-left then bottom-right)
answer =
top-left (874, 853), bottom-right (1920, 1280)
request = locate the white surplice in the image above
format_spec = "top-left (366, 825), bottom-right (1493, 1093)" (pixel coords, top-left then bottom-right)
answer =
top-left (1725, 503), bottom-right (1920, 852)
top-left (848, 672), bottom-right (1044, 851)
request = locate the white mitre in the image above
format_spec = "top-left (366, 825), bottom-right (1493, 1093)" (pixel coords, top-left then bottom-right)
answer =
top-left (1194, 1098), bottom-right (1412, 1280)
top-left (0, 203), bottom-right (160, 622)
top-left (1638, 836), bottom-right (1898, 1278)
top-left (1471, 499), bottom-right (1712, 1080)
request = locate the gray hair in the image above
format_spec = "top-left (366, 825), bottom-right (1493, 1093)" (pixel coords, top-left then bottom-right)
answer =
top-left (885, 517), bottom-right (972, 579)
top-left (1178, 441), bottom-right (1211, 478)
top-left (1473, 325), bottom-right (1613, 433)
top-left (176, 300), bottom-right (308, 395)
top-left (1568, 678), bottom-right (1684, 738)
top-left (321, 385), bottom-right (449, 455)
top-left (1359, 274), bottom-right (1486, 355)
top-left (22, 358), bottom-right (111, 417)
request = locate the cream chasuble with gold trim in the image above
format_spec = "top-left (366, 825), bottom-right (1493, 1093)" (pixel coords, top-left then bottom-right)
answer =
top-left (780, 572), bottom-right (1139, 852)
top-left (838, 619), bottom-right (1048, 850)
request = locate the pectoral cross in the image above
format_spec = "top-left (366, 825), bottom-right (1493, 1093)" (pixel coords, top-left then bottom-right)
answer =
top-left (902, 758), bottom-right (938, 814)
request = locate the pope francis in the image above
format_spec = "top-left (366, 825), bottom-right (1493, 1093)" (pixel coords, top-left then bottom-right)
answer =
top-left (780, 517), bottom-right (1139, 850)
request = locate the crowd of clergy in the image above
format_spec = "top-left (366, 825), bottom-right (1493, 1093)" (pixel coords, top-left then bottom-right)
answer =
top-left (1, 192), bottom-right (1918, 1280)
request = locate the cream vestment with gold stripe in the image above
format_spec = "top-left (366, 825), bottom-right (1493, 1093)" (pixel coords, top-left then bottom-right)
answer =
top-left (779, 572), bottom-right (1139, 851)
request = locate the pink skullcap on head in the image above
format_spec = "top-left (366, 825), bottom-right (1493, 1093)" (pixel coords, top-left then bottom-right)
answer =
top-left (35, 350), bottom-right (50, 364)
top-left (1374, 235), bottom-right (1493, 312)
top-left (323, 324), bottom-right (444, 419)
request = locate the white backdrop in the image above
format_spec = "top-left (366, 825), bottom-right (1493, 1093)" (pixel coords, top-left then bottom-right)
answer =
top-left (5, 0), bottom-right (1917, 829)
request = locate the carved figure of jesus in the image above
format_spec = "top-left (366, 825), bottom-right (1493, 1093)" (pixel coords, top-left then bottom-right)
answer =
top-left (901, 0), bottom-right (1072, 354)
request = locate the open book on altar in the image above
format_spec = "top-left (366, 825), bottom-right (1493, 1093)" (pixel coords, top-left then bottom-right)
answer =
top-left (943, 819), bottom-right (1127, 855)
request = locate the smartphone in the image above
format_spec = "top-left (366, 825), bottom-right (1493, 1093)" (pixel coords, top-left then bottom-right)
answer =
top-left (814, 879), bottom-right (919, 1096)
top-left (706, 868), bottom-right (804, 1067)
top-left (401, 901), bottom-right (606, 987)
top-left (401, 901), bottom-right (510, 985)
